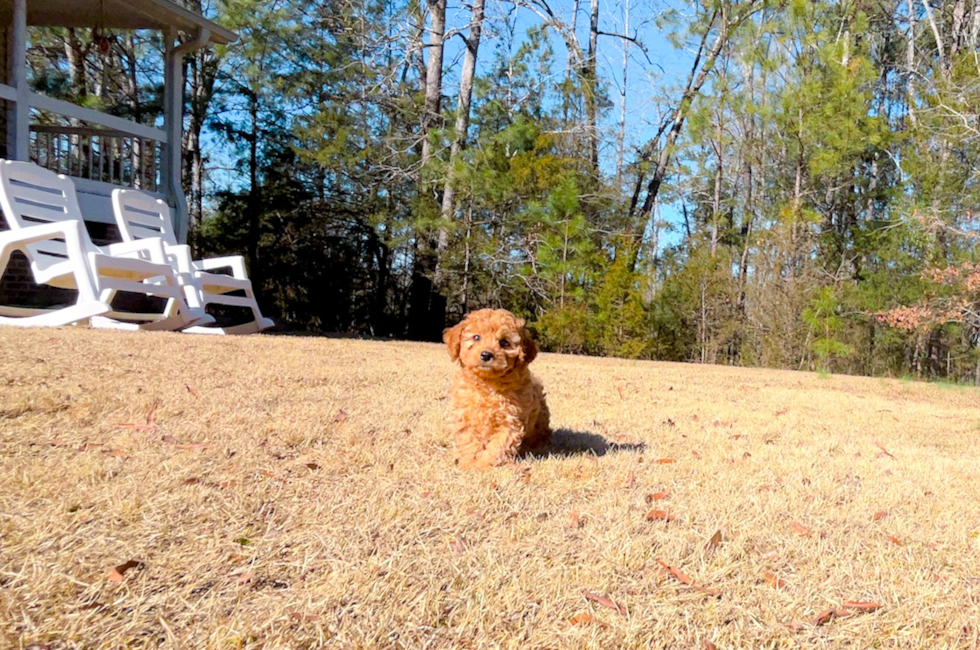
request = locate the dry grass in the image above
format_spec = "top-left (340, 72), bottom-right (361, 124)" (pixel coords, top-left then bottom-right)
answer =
top-left (1, 327), bottom-right (979, 649)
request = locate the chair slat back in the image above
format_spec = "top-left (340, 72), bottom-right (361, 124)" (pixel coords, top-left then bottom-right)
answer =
top-left (0, 160), bottom-right (96, 265)
top-left (112, 189), bottom-right (178, 246)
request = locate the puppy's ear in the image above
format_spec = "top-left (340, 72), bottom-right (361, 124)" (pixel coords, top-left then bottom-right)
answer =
top-left (443, 322), bottom-right (464, 363)
top-left (518, 320), bottom-right (539, 365)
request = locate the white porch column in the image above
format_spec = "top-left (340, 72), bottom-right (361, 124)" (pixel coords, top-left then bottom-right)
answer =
top-left (163, 28), bottom-right (190, 244)
top-left (6, 0), bottom-right (29, 159)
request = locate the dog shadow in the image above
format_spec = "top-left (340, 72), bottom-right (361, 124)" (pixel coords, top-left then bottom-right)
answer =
top-left (523, 428), bottom-right (646, 460)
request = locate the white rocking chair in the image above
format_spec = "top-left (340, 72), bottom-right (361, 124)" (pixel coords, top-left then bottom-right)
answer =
top-left (112, 188), bottom-right (274, 335)
top-left (0, 160), bottom-right (200, 331)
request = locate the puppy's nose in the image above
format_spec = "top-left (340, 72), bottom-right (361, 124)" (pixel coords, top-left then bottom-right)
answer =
top-left (480, 350), bottom-right (494, 362)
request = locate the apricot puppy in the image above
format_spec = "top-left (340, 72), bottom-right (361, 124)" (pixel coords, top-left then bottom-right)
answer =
top-left (443, 308), bottom-right (551, 469)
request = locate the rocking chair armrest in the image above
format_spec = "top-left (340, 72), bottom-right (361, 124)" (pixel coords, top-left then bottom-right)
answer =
top-left (0, 220), bottom-right (88, 249)
top-left (0, 221), bottom-right (100, 303)
top-left (104, 238), bottom-right (170, 265)
top-left (162, 244), bottom-right (196, 274)
top-left (193, 255), bottom-right (248, 279)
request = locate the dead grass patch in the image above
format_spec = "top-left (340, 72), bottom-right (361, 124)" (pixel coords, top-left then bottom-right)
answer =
top-left (1, 327), bottom-right (979, 649)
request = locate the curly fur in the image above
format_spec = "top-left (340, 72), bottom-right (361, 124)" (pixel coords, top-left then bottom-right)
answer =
top-left (443, 309), bottom-right (551, 470)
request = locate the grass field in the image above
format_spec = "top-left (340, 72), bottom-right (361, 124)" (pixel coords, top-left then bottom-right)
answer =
top-left (1, 327), bottom-right (979, 649)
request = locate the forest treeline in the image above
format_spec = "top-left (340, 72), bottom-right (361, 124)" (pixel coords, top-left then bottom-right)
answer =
top-left (28, 0), bottom-right (980, 381)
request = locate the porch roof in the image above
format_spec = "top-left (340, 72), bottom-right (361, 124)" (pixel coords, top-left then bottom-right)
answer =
top-left (0, 0), bottom-right (238, 44)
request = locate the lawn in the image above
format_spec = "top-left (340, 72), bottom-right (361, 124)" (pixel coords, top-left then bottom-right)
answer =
top-left (1, 327), bottom-right (979, 649)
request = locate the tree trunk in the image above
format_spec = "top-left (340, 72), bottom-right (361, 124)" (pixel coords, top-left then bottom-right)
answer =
top-left (408, 0), bottom-right (448, 340)
top-left (439, 0), bottom-right (486, 235)
top-left (420, 0), bottom-right (447, 170)
top-left (626, 6), bottom-right (731, 273)
top-left (246, 88), bottom-right (261, 290)
top-left (616, 0), bottom-right (630, 185)
top-left (711, 113), bottom-right (722, 258)
top-left (65, 29), bottom-right (88, 99)
top-left (584, 0), bottom-right (601, 178)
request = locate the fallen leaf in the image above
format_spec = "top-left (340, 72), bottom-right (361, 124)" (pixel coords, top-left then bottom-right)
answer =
top-left (730, 434), bottom-right (745, 440)
top-left (791, 521), bottom-right (812, 537)
top-left (646, 490), bottom-right (669, 502)
top-left (645, 509), bottom-right (674, 522)
top-left (107, 560), bottom-right (144, 582)
top-left (624, 471), bottom-right (636, 489)
top-left (116, 422), bottom-right (153, 432)
top-left (742, 452), bottom-right (752, 459)
top-left (582, 590), bottom-right (627, 615)
top-left (815, 601), bottom-right (881, 626)
top-left (874, 441), bottom-right (896, 459)
top-left (815, 608), bottom-right (838, 626)
top-left (873, 510), bottom-right (888, 521)
top-left (185, 383), bottom-right (199, 398)
top-left (655, 458), bottom-right (676, 464)
top-left (569, 510), bottom-right (583, 529)
top-left (616, 385), bottom-right (625, 400)
top-left (48, 440), bottom-right (71, 448)
top-left (77, 443), bottom-right (99, 452)
top-left (760, 549), bottom-right (779, 562)
top-left (118, 410), bottom-right (158, 433)
top-left (102, 448), bottom-right (127, 458)
top-left (161, 435), bottom-right (177, 444)
top-left (219, 481), bottom-right (236, 489)
top-left (764, 572), bottom-right (786, 588)
top-left (259, 469), bottom-right (275, 478)
top-left (568, 612), bottom-right (602, 626)
top-left (334, 410), bottom-right (348, 423)
top-left (775, 409), bottom-right (788, 416)
top-left (290, 612), bottom-right (319, 622)
top-left (237, 569), bottom-right (255, 585)
top-left (656, 559), bottom-right (720, 596)
top-left (842, 601), bottom-right (881, 611)
top-left (691, 450), bottom-right (702, 458)
top-left (706, 530), bottom-right (723, 549)
top-left (886, 535), bottom-right (902, 545)
top-left (184, 477), bottom-right (202, 485)
top-left (305, 462), bottom-right (320, 470)
top-left (449, 536), bottom-right (466, 553)
top-left (704, 643), bottom-right (719, 650)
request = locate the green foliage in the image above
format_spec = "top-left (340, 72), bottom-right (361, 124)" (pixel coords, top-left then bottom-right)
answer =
top-left (802, 286), bottom-right (854, 371)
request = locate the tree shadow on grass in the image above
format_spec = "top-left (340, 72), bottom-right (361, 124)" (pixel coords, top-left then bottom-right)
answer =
top-left (523, 428), bottom-right (646, 460)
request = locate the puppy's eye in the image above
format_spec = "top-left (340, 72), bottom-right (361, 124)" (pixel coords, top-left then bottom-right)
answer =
top-left (499, 339), bottom-right (511, 348)
top-left (472, 334), bottom-right (481, 342)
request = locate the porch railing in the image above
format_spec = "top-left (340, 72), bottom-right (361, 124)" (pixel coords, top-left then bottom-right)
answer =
top-left (29, 124), bottom-right (163, 192)
top-left (18, 91), bottom-right (169, 194)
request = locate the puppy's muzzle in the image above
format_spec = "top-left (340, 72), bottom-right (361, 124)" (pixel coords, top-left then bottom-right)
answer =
top-left (480, 351), bottom-right (494, 362)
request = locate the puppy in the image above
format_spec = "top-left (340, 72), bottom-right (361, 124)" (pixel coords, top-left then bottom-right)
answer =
top-left (443, 309), bottom-right (551, 470)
